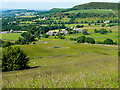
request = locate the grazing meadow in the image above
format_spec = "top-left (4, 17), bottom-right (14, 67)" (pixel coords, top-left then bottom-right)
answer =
top-left (2, 39), bottom-right (118, 88)
top-left (1, 2), bottom-right (119, 88)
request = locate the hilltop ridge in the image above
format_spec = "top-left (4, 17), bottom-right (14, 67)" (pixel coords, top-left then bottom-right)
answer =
top-left (70, 2), bottom-right (118, 10)
top-left (50, 2), bottom-right (118, 12)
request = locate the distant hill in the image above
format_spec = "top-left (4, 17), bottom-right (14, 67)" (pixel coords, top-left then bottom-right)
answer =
top-left (49, 2), bottom-right (118, 14)
top-left (50, 8), bottom-right (68, 13)
top-left (70, 2), bottom-right (118, 10)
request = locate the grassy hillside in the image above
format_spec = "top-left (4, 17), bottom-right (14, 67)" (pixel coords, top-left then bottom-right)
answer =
top-left (65, 9), bottom-right (115, 14)
top-left (2, 2), bottom-right (118, 88)
top-left (70, 2), bottom-right (118, 10)
top-left (49, 2), bottom-right (118, 14)
top-left (2, 39), bottom-right (118, 88)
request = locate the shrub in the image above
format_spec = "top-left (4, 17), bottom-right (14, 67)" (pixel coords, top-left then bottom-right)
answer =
top-left (100, 28), bottom-right (108, 34)
top-left (85, 37), bottom-right (95, 44)
top-left (101, 23), bottom-right (106, 27)
top-left (2, 46), bottom-right (29, 71)
top-left (70, 38), bottom-right (76, 41)
top-left (82, 29), bottom-right (89, 35)
top-left (96, 41), bottom-right (104, 44)
top-left (42, 34), bottom-right (49, 38)
top-left (33, 42), bottom-right (36, 44)
top-left (104, 38), bottom-right (114, 45)
top-left (2, 41), bottom-right (13, 48)
top-left (109, 29), bottom-right (112, 33)
top-left (58, 34), bottom-right (65, 39)
top-left (113, 41), bottom-right (117, 45)
top-left (76, 25), bottom-right (84, 28)
top-left (77, 36), bottom-right (86, 43)
top-left (38, 35), bottom-right (41, 40)
top-left (94, 29), bottom-right (99, 33)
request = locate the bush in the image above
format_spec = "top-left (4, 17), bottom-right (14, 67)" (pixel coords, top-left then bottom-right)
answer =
top-left (82, 29), bottom-right (89, 35)
top-left (70, 38), bottom-right (76, 41)
top-left (2, 41), bottom-right (13, 48)
top-left (101, 23), bottom-right (106, 27)
top-left (109, 29), bottom-right (112, 33)
top-left (94, 29), bottom-right (99, 33)
top-left (104, 38), bottom-right (114, 45)
top-left (100, 28), bottom-right (108, 34)
top-left (77, 36), bottom-right (86, 43)
top-left (42, 34), bottom-right (49, 38)
top-left (85, 37), bottom-right (95, 44)
top-left (33, 42), bottom-right (36, 44)
top-left (96, 41), bottom-right (104, 44)
top-left (58, 34), bottom-right (65, 39)
top-left (2, 46), bottom-right (29, 71)
top-left (76, 25), bottom-right (84, 28)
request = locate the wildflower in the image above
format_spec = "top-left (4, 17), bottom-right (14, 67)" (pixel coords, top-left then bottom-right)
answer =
top-left (66, 82), bottom-right (67, 86)
top-left (84, 84), bottom-right (87, 88)
top-left (101, 82), bottom-right (104, 86)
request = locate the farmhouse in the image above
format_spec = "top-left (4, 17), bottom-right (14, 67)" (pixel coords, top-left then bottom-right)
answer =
top-left (74, 28), bottom-right (82, 32)
top-left (13, 21), bottom-right (17, 23)
top-left (104, 21), bottom-right (110, 23)
top-left (58, 30), bottom-right (68, 35)
top-left (46, 30), bottom-right (68, 36)
top-left (71, 27), bottom-right (82, 33)
top-left (39, 17), bottom-right (48, 20)
top-left (10, 29), bottom-right (22, 33)
top-left (46, 31), bottom-right (54, 36)
top-left (70, 27), bottom-right (74, 29)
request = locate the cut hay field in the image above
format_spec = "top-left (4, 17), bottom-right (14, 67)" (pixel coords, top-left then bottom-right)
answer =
top-left (2, 39), bottom-right (118, 88)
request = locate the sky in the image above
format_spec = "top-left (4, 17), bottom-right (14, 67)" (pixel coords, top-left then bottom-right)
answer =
top-left (1, 0), bottom-right (119, 10)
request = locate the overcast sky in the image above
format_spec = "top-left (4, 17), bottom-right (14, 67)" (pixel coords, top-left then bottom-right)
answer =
top-left (1, 0), bottom-right (119, 10)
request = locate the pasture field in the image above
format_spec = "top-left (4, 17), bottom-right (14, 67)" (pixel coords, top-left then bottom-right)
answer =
top-left (1, 33), bottom-right (22, 41)
top-left (2, 39), bottom-right (118, 88)
top-left (65, 32), bottom-right (118, 42)
top-left (82, 26), bottom-right (118, 32)
top-left (74, 18), bottom-right (118, 23)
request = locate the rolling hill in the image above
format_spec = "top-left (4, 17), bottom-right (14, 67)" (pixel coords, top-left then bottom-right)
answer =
top-left (70, 2), bottom-right (118, 10)
top-left (50, 2), bottom-right (118, 13)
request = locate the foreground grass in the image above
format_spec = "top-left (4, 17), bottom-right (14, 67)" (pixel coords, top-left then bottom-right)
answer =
top-left (2, 39), bottom-right (118, 88)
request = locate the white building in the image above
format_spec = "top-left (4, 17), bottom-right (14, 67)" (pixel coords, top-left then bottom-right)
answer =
top-left (104, 21), bottom-right (110, 23)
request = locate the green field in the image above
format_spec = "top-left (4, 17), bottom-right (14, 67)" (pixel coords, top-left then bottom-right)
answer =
top-left (2, 39), bottom-right (118, 88)
top-left (1, 33), bottom-right (22, 41)
top-left (65, 9), bottom-right (115, 14)
top-left (65, 33), bottom-right (118, 42)
top-left (2, 3), bottom-right (119, 88)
